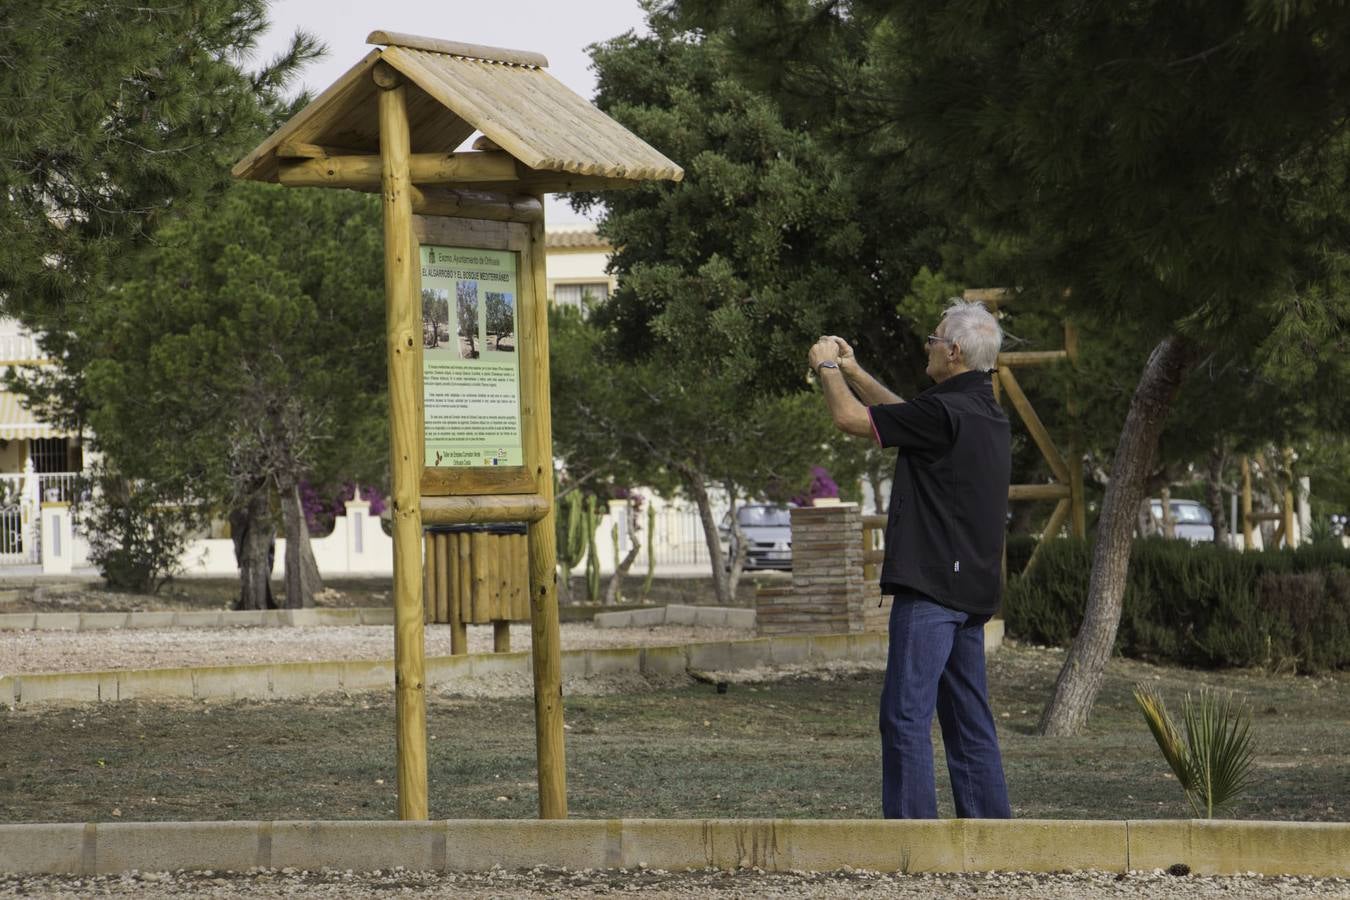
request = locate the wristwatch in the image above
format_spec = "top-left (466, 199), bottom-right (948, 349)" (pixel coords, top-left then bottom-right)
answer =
top-left (816, 361), bottom-right (840, 373)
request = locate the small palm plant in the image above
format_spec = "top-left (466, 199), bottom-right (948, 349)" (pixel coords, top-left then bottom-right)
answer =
top-left (1133, 684), bottom-right (1256, 818)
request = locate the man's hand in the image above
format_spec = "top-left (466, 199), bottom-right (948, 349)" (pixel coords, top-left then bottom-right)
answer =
top-left (808, 337), bottom-right (840, 372)
top-left (827, 335), bottom-right (858, 375)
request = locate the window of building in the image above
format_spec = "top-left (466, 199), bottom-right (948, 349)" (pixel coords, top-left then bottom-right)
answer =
top-left (553, 282), bottom-right (610, 312)
top-left (31, 437), bottom-right (76, 473)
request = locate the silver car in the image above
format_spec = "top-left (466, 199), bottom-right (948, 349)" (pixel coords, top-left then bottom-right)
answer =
top-left (1148, 498), bottom-right (1215, 543)
top-left (721, 504), bottom-right (793, 570)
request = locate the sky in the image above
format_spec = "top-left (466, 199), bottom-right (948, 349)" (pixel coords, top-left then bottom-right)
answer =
top-left (250, 0), bottom-right (653, 223)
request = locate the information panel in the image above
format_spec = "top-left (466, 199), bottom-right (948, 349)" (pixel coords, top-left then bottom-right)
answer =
top-left (420, 244), bottom-right (523, 468)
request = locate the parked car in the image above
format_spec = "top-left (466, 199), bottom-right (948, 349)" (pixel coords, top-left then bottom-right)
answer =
top-left (720, 504), bottom-right (793, 570)
top-left (1148, 498), bottom-right (1215, 543)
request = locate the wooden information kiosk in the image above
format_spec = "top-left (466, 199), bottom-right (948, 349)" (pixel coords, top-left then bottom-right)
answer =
top-left (233, 31), bottom-right (682, 820)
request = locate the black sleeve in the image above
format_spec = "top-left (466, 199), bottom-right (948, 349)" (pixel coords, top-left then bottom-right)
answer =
top-left (868, 396), bottom-right (953, 455)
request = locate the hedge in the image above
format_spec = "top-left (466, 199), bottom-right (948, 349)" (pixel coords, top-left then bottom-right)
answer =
top-left (1004, 538), bottom-right (1350, 672)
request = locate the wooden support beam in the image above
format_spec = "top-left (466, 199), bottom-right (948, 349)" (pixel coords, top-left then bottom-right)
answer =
top-left (963, 288), bottom-right (1014, 307)
top-left (1241, 457), bottom-right (1254, 551)
top-left (998, 366), bottom-right (1071, 485)
top-left (1023, 498), bottom-right (1072, 578)
top-left (420, 494), bottom-right (549, 525)
top-left (1009, 483), bottom-right (1071, 501)
top-left (493, 620), bottom-right (512, 653)
top-left (276, 140), bottom-right (371, 159)
top-left (996, 350), bottom-right (1068, 367)
top-left (454, 533), bottom-right (471, 652)
top-left (1248, 511), bottom-right (1282, 523)
top-left (523, 211), bottom-right (567, 819)
top-left (1283, 447), bottom-right (1298, 549)
top-left (376, 61), bottom-right (428, 822)
top-left (415, 188), bottom-right (543, 223)
top-left (276, 151), bottom-right (519, 188)
top-left (434, 533), bottom-right (451, 626)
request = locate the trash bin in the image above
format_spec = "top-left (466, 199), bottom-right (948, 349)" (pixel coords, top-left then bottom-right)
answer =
top-left (424, 523), bottom-right (529, 653)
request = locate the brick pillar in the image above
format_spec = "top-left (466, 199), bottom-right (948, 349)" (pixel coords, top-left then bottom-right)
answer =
top-left (757, 503), bottom-right (890, 635)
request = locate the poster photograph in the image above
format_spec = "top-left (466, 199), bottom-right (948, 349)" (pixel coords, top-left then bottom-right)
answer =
top-left (420, 245), bottom-right (524, 468)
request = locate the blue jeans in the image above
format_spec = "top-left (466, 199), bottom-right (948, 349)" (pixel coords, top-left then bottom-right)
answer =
top-left (880, 592), bottom-right (1012, 819)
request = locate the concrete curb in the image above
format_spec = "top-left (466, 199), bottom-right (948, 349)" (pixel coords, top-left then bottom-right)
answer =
top-left (594, 605), bottom-right (757, 629)
top-left (0, 817), bottom-right (1345, 877)
top-left (0, 607), bottom-right (395, 632)
top-left (0, 622), bottom-right (1003, 708)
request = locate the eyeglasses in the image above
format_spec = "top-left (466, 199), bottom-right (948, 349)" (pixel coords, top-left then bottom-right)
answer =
top-left (925, 334), bottom-right (953, 347)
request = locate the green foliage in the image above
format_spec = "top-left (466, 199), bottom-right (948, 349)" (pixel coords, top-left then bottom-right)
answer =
top-left (1006, 539), bottom-right (1350, 672)
top-left (1134, 685), bottom-right (1256, 818)
top-left (76, 465), bottom-right (201, 594)
top-left (19, 182), bottom-right (387, 507)
top-left (0, 0), bottom-right (320, 317)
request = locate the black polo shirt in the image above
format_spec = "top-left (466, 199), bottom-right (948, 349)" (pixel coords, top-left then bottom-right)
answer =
top-left (868, 369), bottom-right (1010, 616)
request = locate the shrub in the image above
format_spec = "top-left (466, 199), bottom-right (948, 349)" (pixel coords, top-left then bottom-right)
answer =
top-left (75, 466), bottom-right (201, 594)
top-left (1005, 538), bottom-right (1350, 672)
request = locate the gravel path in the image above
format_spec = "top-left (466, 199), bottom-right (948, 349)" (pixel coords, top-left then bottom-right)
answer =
top-left (1, 867), bottom-right (1347, 898)
top-left (0, 623), bottom-right (752, 676)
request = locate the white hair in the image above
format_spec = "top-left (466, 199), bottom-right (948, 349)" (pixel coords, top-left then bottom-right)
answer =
top-left (940, 299), bottom-right (1003, 372)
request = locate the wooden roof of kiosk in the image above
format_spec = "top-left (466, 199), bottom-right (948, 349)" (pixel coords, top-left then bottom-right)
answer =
top-left (233, 31), bottom-right (684, 206)
top-left (233, 33), bottom-right (682, 826)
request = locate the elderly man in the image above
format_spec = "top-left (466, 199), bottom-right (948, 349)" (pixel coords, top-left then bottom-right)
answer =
top-left (808, 300), bottom-right (1012, 820)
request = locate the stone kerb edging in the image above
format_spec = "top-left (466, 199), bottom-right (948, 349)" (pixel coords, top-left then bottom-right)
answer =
top-left (0, 622), bottom-right (1004, 707)
top-left (0, 818), bottom-right (1345, 877)
top-left (0, 607), bottom-right (396, 633)
top-left (593, 604), bottom-right (756, 629)
top-left (0, 631), bottom-right (874, 707)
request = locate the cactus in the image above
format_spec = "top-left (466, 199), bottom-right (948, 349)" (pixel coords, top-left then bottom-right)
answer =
top-left (584, 495), bottom-right (601, 604)
top-left (642, 502), bottom-right (656, 599)
top-left (554, 481), bottom-right (587, 604)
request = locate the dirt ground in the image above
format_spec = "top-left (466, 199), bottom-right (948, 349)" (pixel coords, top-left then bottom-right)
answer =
top-left (1, 642), bottom-right (1345, 825)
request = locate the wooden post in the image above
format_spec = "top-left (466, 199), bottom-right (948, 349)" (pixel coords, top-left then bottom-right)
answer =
top-left (452, 532), bottom-right (469, 653)
top-left (523, 212), bottom-right (567, 818)
top-left (1023, 498), bottom-right (1072, 577)
top-left (493, 620), bottom-right (511, 652)
top-left (1282, 448), bottom-right (1298, 549)
top-left (375, 61), bottom-right (427, 821)
top-left (423, 534), bottom-right (437, 623)
top-left (1240, 456), bottom-right (1254, 551)
top-left (471, 530), bottom-right (490, 623)
top-left (435, 534), bottom-right (451, 624)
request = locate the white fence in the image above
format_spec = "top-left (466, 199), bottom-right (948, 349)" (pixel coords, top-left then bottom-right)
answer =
top-left (0, 469), bottom-right (84, 566)
top-left (0, 479), bottom-right (727, 578)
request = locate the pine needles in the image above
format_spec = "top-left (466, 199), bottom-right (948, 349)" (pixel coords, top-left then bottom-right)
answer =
top-left (1133, 684), bottom-right (1256, 818)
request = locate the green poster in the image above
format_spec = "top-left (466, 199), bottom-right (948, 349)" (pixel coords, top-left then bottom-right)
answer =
top-left (420, 245), bottom-right (523, 467)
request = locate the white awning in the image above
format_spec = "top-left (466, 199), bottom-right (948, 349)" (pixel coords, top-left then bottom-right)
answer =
top-left (0, 392), bottom-right (73, 440)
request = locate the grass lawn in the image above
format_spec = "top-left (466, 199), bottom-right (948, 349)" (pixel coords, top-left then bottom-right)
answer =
top-left (0, 643), bottom-right (1344, 824)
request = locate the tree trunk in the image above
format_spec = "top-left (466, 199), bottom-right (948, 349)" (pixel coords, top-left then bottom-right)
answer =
top-left (231, 489), bottom-right (276, 611)
top-left (604, 500), bottom-right (642, 606)
top-left (685, 474), bottom-right (731, 605)
top-left (1205, 445), bottom-right (1230, 547)
top-left (1038, 335), bottom-right (1195, 737)
top-left (280, 480), bottom-right (323, 609)
top-left (725, 490), bottom-right (749, 601)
